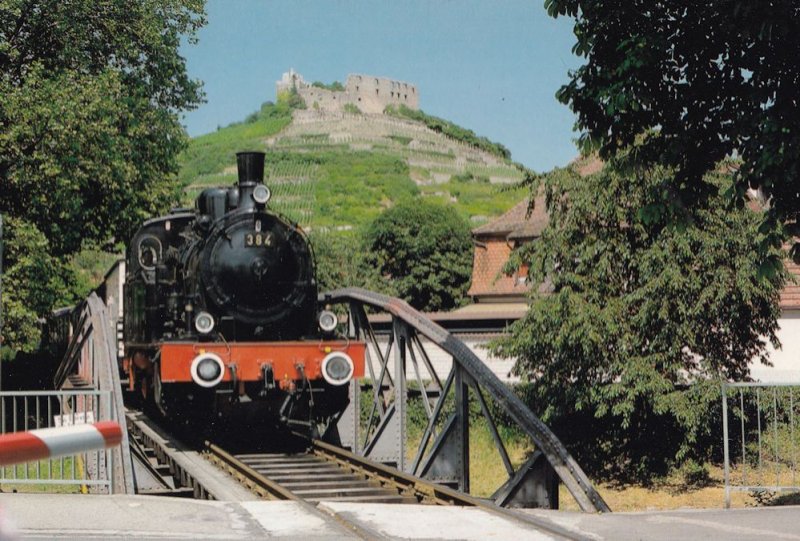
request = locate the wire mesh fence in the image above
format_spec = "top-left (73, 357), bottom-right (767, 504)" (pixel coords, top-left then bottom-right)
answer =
top-left (0, 390), bottom-right (115, 493)
top-left (721, 382), bottom-right (800, 508)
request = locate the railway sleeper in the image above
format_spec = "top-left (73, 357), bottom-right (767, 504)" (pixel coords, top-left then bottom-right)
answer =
top-left (244, 465), bottom-right (344, 474)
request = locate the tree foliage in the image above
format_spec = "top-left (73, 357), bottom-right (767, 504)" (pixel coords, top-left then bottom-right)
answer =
top-left (0, 0), bottom-right (205, 350)
top-left (546, 0), bottom-right (800, 260)
top-left (1, 217), bottom-right (74, 352)
top-left (364, 200), bottom-right (473, 312)
top-left (494, 158), bottom-right (786, 479)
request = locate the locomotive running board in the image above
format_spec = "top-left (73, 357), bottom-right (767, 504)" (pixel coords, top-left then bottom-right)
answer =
top-left (320, 287), bottom-right (610, 513)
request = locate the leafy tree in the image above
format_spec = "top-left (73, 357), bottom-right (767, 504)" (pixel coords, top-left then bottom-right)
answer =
top-left (546, 1), bottom-right (800, 263)
top-left (493, 158), bottom-right (786, 480)
top-left (364, 200), bottom-right (473, 311)
top-left (0, 0), bottom-right (205, 350)
top-left (1, 217), bottom-right (74, 352)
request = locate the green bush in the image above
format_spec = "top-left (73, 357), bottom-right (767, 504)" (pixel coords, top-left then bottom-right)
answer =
top-left (312, 81), bottom-right (345, 92)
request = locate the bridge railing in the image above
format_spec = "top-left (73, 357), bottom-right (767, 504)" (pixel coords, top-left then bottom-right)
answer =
top-left (322, 287), bottom-right (609, 513)
top-left (0, 390), bottom-right (115, 492)
top-left (721, 382), bottom-right (800, 508)
top-left (50, 293), bottom-right (134, 494)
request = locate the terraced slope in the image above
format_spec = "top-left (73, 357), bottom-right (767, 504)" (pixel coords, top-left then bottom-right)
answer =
top-left (179, 104), bottom-right (526, 230)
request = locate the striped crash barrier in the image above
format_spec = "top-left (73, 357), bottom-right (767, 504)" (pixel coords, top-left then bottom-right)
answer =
top-left (0, 421), bottom-right (122, 466)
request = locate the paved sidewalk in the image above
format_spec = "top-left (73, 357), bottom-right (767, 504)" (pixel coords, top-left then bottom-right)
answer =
top-left (524, 505), bottom-right (800, 540)
top-left (0, 494), bottom-right (557, 540)
top-left (2, 493), bottom-right (799, 540)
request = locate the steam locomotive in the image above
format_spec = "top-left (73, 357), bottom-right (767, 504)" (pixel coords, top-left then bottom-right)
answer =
top-left (121, 151), bottom-right (364, 431)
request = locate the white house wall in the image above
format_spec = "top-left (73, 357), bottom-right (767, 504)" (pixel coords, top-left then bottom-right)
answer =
top-left (752, 309), bottom-right (800, 383)
top-left (369, 334), bottom-right (520, 385)
top-left (367, 310), bottom-right (800, 386)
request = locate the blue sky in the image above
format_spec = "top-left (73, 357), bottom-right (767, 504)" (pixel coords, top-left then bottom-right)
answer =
top-left (181, 0), bottom-right (583, 172)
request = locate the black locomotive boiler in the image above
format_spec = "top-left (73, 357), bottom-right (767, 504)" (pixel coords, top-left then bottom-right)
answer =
top-left (122, 151), bottom-right (364, 428)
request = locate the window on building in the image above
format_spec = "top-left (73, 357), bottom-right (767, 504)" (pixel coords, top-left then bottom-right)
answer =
top-left (376, 89), bottom-right (379, 95)
top-left (516, 264), bottom-right (530, 285)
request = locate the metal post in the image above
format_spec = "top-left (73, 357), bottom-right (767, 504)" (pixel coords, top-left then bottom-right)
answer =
top-left (722, 382), bottom-right (730, 509)
top-left (740, 389), bottom-right (747, 487)
top-left (454, 365), bottom-right (469, 493)
top-left (773, 388), bottom-right (779, 489)
top-left (393, 319), bottom-right (407, 472)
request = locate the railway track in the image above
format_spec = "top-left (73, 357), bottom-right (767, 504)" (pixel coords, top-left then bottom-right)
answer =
top-left (125, 410), bottom-right (584, 540)
top-left (207, 438), bottom-right (585, 541)
top-left (206, 438), bottom-right (474, 505)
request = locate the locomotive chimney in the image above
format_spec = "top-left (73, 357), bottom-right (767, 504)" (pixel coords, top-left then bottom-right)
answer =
top-left (235, 151), bottom-right (268, 211)
top-left (236, 151), bottom-right (265, 185)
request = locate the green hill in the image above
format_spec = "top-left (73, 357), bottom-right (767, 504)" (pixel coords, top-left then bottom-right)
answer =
top-left (178, 99), bottom-right (528, 230)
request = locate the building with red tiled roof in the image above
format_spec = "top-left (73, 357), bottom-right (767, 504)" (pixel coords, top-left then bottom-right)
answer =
top-left (467, 197), bottom-right (548, 303)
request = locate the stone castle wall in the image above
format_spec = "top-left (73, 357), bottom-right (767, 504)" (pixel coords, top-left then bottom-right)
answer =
top-left (276, 69), bottom-right (419, 114)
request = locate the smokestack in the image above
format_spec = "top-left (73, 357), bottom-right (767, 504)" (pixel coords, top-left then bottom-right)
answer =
top-left (236, 151), bottom-right (265, 185)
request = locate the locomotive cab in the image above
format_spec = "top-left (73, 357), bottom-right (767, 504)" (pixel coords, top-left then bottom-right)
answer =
top-left (122, 152), bottom-right (364, 431)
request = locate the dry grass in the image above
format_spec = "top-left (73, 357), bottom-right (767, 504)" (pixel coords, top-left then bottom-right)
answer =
top-left (468, 425), bottom-right (532, 497)
top-left (407, 421), bottom-right (800, 511)
top-left (558, 464), bottom-right (800, 512)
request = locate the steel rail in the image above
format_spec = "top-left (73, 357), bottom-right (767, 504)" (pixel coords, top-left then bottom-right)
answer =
top-left (309, 438), bottom-right (589, 541)
top-left (206, 442), bottom-right (301, 501)
top-left (205, 442), bottom-right (376, 540)
top-left (207, 437), bottom-right (585, 541)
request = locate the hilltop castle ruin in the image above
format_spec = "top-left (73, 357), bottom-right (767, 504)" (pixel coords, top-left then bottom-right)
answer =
top-left (276, 69), bottom-right (419, 114)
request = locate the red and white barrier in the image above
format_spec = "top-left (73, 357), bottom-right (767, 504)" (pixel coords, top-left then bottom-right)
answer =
top-left (0, 421), bottom-right (122, 466)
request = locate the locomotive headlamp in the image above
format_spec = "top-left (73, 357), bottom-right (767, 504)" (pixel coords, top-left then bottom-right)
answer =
top-left (321, 352), bottom-right (354, 386)
top-left (190, 352), bottom-right (225, 388)
top-left (252, 184), bottom-right (271, 205)
top-left (194, 311), bottom-right (215, 334)
top-left (318, 310), bottom-right (338, 333)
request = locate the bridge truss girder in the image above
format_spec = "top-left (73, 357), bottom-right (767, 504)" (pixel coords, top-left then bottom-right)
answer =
top-left (324, 288), bottom-right (609, 513)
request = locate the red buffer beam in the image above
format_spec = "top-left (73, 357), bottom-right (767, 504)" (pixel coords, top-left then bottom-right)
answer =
top-left (0, 421), bottom-right (122, 466)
